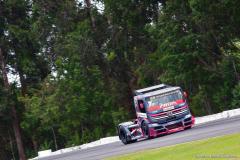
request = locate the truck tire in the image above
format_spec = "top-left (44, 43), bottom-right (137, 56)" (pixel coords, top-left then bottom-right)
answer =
top-left (141, 121), bottom-right (150, 139)
top-left (119, 126), bottom-right (130, 145)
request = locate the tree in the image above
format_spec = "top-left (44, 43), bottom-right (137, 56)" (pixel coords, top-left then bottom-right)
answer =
top-left (0, 48), bottom-right (26, 160)
top-left (1, 0), bottom-right (240, 158)
top-left (139, 0), bottom-right (240, 115)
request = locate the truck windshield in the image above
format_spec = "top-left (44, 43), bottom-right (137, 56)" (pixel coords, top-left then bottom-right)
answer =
top-left (146, 90), bottom-right (183, 107)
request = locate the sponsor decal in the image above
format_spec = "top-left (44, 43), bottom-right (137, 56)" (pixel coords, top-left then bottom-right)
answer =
top-left (148, 100), bottom-right (184, 112)
top-left (147, 101), bottom-right (177, 112)
top-left (160, 102), bottom-right (177, 108)
top-left (163, 105), bottom-right (175, 111)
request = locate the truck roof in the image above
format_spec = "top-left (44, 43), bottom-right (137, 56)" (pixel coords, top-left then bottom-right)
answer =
top-left (134, 86), bottom-right (181, 99)
top-left (134, 84), bottom-right (169, 95)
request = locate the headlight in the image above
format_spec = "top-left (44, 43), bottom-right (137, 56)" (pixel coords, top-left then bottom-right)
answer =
top-left (185, 114), bottom-right (191, 118)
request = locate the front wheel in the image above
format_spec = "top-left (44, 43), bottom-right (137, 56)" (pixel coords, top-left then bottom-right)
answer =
top-left (141, 121), bottom-right (150, 139)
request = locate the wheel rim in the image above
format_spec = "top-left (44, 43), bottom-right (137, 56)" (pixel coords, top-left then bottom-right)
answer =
top-left (142, 122), bottom-right (149, 137)
top-left (120, 131), bottom-right (127, 143)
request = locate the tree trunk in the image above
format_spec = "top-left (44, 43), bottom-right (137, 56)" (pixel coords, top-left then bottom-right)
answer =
top-left (0, 125), bottom-right (10, 160)
top-left (9, 130), bottom-right (16, 160)
top-left (84, 0), bottom-right (96, 30)
top-left (231, 56), bottom-right (239, 82)
top-left (17, 66), bottom-right (27, 96)
top-left (31, 137), bottom-right (38, 153)
top-left (51, 127), bottom-right (58, 150)
top-left (0, 48), bottom-right (26, 160)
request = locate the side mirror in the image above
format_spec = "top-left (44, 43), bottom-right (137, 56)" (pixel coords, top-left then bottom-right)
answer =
top-left (183, 91), bottom-right (188, 98)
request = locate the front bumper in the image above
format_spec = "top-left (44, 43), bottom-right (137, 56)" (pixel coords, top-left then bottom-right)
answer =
top-left (148, 114), bottom-right (194, 137)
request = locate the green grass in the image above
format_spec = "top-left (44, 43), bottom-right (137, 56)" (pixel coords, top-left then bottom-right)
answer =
top-left (107, 133), bottom-right (240, 160)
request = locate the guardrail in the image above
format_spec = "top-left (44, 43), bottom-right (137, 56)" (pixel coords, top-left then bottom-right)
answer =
top-left (195, 108), bottom-right (240, 125)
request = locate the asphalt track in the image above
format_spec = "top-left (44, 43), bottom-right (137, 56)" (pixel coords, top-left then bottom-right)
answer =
top-left (39, 116), bottom-right (240, 160)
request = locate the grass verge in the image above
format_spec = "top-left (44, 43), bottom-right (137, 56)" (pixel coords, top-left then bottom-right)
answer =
top-left (106, 133), bottom-right (240, 160)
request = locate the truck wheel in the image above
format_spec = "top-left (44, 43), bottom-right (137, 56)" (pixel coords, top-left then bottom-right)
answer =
top-left (141, 121), bottom-right (150, 139)
top-left (119, 126), bottom-right (130, 145)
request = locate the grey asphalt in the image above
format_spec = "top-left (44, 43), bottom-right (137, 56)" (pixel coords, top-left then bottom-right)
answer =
top-left (39, 116), bottom-right (240, 160)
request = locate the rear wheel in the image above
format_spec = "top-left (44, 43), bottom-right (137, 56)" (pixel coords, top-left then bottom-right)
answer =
top-left (119, 126), bottom-right (130, 145)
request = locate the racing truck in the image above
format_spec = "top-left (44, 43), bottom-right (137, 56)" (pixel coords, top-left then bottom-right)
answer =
top-left (118, 84), bottom-right (195, 144)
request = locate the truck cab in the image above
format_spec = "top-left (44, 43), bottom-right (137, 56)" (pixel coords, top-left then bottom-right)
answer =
top-left (118, 84), bottom-right (195, 144)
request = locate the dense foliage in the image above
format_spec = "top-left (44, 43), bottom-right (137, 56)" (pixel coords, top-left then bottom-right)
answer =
top-left (0, 0), bottom-right (239, 159)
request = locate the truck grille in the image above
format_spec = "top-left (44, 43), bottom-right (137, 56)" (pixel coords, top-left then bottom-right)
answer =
top-left (166, 122), bottom-right (183, 130)
top-left (151, 106), bottom-right (188, 120)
